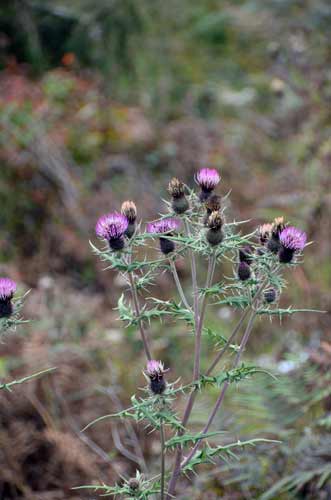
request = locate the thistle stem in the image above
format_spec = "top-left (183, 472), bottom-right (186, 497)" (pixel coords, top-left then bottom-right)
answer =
top-left (206, 280), bottom-right (266, 376)
top-left (181, 310), bottom-right (257, 470)
top-left (167, 250), bottom-right (216, 499)
top-left (160, 421), bottom-right (166, 500)
top-left (169, 259), bottom-right (192, 312)
top-left (128, 270), bottom-right (152, 361)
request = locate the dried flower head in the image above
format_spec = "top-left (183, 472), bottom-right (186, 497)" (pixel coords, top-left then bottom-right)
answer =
top-left (279, 226), bottom-right (307, 263)
top-left (207, 211), bottom-right (223, 230)
top-left (206, 211), bottom-right (224, 246)
top-left (0, 278), bottom-right (17, 318)
top-left (121, 200), bottom-right (137, 224)
top-left (168, 178), bottom-right (185, 199)
top-left (145, 360), bottom-right (167, 395)
top-left (238, 261), bottom-right (251, 281)
top-left (196, 168), bottom-right (220, 201)
top-left (272, 216), bottom-right (285, 234)
top-left (168, 178), bottom-right (189, 214)
top-left (258, 223), bottom-right (273, 245)
top-left (121, 201), bottom-right (137, 238)
top-left (95, 213), bottom-right (128, 250)
top-left (205, 194), bottom-right (222, 214)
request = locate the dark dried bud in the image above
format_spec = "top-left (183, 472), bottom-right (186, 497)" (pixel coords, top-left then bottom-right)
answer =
top-left (264, 288), bottom-right (277, 303)
top-left (238, 261), bottom-right (251, 281)
top-left (168, 178), bottom-right (185, 199)
top-left (207, 211), bottom-right (223, 230)
top-left (168, 178), bottom-right (189, 214)
top-left (239, 246), bottom-right (253, 265)
top-left (121, 200), bottom-right (137, 239)
top-left (272, 216), bottom-right (286, 238)
top-left (206, 211), bottom-right (223, 246)
top-left (121, 200), bottom-right (137, 224)
top-left (205, 195), bottom-right (222, 214)
top-left (258, 223), bottom-right (273, 245)
top-left (128, 478), bottom-right (140, 491)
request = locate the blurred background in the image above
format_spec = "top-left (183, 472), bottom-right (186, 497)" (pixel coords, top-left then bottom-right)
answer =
top-left (0, 1), bottom-right (330, 498)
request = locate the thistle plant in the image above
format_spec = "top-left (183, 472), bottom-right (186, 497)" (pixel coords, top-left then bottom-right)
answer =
top-left (0, 277), bottom-right (56, 390)
top-left (78, 168), bottom-right (319, 499)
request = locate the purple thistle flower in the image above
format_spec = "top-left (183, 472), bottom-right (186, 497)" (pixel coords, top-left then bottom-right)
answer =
top-left (147, 219), bottom-right (180, 235)
top-left (146, 359), bottom-right (164, 376)
top-left (196, 168), bottom-right (220, 201)
top-left (95, 212), bottom-right (128, 250)
top-left (145, 360), bottom-right (167, 395)
top-left (279, 226), bottom-right (307, 263)
top-left (0, 278), bottom-right (17, 318)
top-left (147, 218), bottom-right (180, 254)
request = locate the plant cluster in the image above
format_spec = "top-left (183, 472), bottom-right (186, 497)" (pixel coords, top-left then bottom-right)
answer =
top-left (75, 167), bottom-right (317, 499)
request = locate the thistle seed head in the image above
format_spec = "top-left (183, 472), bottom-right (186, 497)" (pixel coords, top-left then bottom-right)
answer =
top-left (168, 178), bottom-right (186, 199)
top-left (121, 200), bottom-right (137, 224)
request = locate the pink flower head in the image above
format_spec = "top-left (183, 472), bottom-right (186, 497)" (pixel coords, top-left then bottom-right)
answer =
top-left (0, 278), bottom-right (16, 300)
top-left (95, 213), bottom-right (128, 241)
top-left (196, 168), bottom-right (220, 191)
top-left (145, 360), bottom-right (167, 394)
top-left (279, 226), bottom-right (307, 251)
top-left (146, 359), bottom-right (165, 377)
top-left (147, 218), bottom-right (180, 235)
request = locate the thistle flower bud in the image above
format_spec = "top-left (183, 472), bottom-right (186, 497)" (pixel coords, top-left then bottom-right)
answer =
top-left (239, 246), bottom-right (253, 265)
top-left (196, 168), bottom-right (220, 202)
top-left (145, 360), bottom-right (167, 395)
top-left (264, 288), bottom-right (277, 303)
top-left (147, 218), bottom-right (180, 255)
top-left (95, 212), bottom-right (128, 250)
top-left (0, 278), bottom-right (17, 318)
top-left (128, 478), bottom-right (140, 491)
top-left (206, 211), bottom-right (223, 246)
top-left (237, 262), bottom-right (251, 281)
top-left (279, 226), bottom-right (307, 263)
top-left (168, 178), bottom-right (189, 214)
top-left (121, 200), bottom-right (137, 238)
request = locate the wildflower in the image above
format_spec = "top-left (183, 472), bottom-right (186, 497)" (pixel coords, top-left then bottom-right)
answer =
top-left (237, 261), bottom-right (251, 281)
top-left (0, 278), bottom-right (17, 318)
top-left (264, 288), bottom-right (277, 303)
top-left (279, 226), bottom-right (307, 263)
top-left (168, 178), bottom-right (189, 214)
top-left (145, 360), bottom-right (167, 395)
top-left (196, 168), bottom-right (220, 201)
top-left (267, 216), bottom-right (286, 254)
top-left (121, 200), bottom-right (137, 239)
top-left (239, 245), bottom-right (253, 265)
top-left (147, 218), bottom-right (180, 255)
top-left (206, 211), bottom-right (223, 246)
top-left (95, 212), bottom-right (128, 250)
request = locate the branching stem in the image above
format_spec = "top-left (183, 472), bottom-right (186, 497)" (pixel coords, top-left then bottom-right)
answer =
top-left (169, 259), bottom-right (192, 312)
